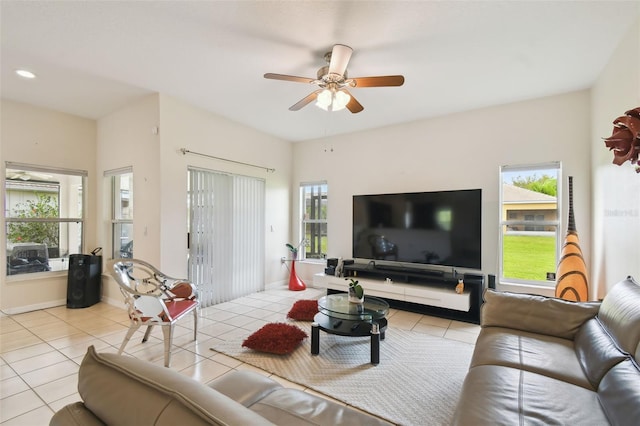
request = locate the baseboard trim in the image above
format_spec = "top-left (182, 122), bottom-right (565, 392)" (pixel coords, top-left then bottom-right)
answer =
top-left (1, 299), bottom-right (66, 315)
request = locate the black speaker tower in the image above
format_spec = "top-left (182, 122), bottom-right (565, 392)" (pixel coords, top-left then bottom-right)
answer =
top-left (67, 254), bottom-right (102, 308)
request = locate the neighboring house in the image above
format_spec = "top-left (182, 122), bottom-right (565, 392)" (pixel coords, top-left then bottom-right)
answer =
top-left (502, 184), bottom-right (557, 232)
top-left (5, 178), bottom-right (61, 260)
top-left (5, 178), bottom-right (59, 215)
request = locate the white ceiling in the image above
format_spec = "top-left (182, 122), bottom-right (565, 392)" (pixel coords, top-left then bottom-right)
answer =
top-left (1, 1), bottom-right (638, 142)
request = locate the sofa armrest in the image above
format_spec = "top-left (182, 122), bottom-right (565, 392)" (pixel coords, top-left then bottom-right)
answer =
top-left (50, 402), bottom-right (105, 426)
top-left (481, 289), bottom-right (600, 339)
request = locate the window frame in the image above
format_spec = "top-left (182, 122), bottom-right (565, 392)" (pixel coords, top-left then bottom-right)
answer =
top-left (299, 181), bottom-right (328, 260)
top-left (105, 167), bottom-right (133, 260)
top-left (498, 162), bottom-right (562, 288)
top-left (5, 162), bottom-right (87, 277)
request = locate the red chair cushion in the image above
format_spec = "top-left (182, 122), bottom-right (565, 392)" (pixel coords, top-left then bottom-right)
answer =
top-left (164, 299), bottom-right (197, 321)
top-left (169, 282), bottom-right (195, 299)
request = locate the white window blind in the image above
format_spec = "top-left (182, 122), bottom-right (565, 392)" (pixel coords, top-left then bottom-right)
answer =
top-left (188, 168), bottom-right (265, 307)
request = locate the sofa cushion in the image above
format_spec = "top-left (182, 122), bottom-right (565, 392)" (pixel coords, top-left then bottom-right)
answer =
top-left (574, 317), bottom-right (627, 388)
top-left (77, 346), bottom-right (275, 426)
top-left (209, 370), bottom-right (282, 408)
top-left (452, 365), bottom-right (610, 426)
top-left (252, 387), bottom-right (391, 426)
top-left (597, 358), bottom-right (640, 426)
top-left (471, 327), bottom-right (592, 389)
top-left (481, 289), bottom-right (600, 339)
top-left (210, 371), bottom-right (391, 425)
top-left (597, 276), bottom-right (640, 358)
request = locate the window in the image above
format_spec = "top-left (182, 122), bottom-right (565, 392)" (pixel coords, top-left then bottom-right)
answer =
top-left (106, 168), bottom-right (133, 259)
top-left (5, 162), bottom-right (86, 276)
top-left (300, 182), bottom-right (328, 259)
top-left (499, 162), bottom-right (561, 287)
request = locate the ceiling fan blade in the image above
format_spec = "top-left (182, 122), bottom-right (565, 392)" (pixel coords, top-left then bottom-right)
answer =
top-left (343, 90), bottom-right (364, 114)
top-left (264, 73), bottom-right (315, 84)
top-left (289, 90), bottom-right (323, 111)
top-left (328, 44), bottom-right (353, 76)
top-left (351, 75), bottom-right (405, 88)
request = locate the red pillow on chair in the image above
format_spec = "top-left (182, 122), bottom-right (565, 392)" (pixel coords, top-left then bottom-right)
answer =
top-left (287, 299), bottom-right (318, 321)
top-left (242, 323), bottom-right (308, 355)
top-left (168, 282), bottom-right (195, 299)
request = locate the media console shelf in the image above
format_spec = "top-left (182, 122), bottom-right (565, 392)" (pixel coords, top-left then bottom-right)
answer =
top-left (313, 264), bottom-right (484, 324)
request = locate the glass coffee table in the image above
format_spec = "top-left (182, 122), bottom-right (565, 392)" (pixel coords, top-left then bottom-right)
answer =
top-left (311, 293), bottom-right (389, 365)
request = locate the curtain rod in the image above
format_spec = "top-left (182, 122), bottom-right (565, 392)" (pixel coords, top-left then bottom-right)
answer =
top-left (180, 148), bottom-right (275, 173)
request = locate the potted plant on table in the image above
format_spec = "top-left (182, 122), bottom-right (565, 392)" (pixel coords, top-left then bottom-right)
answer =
top-left (347, 278), bottom-right (364, 303)
top-left (285, 243), bottom-right (298, 259)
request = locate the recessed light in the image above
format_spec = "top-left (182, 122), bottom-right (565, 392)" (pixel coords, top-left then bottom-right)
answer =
top-left (16, 69), bottom-right (36, 79)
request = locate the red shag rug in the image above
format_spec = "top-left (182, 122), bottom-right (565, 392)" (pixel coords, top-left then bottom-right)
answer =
top-left (287, 299), bottom-right (319, 321)
top-left (242, 322), bottom-right (308, 355)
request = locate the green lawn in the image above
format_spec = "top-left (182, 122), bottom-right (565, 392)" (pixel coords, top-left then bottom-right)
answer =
top-left (503, 234), bottom-right (556, 281)
top-left (304, 234), bottom-right (327, 259)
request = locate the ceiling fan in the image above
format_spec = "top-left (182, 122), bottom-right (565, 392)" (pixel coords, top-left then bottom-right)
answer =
top-left (264, 44), bottom-right (404, 113)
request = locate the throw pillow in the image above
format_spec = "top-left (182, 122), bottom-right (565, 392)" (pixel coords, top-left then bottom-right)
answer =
top-left (287, 299), bottom-right (319, 321)
top-left (242, 323), bottom-right (308, 355)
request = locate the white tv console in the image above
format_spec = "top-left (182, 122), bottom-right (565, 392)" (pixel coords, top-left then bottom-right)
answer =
top-left (312, 265), bottom-right (484, 323)
top-left (314, 273), bottom-right (471, 311)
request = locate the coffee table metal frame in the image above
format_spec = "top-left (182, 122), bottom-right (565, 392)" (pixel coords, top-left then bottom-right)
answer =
top-left (311, 293), bottom-right (389, 365)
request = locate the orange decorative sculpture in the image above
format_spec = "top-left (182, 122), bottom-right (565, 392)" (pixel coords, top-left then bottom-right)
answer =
top-left (555, 176), bottom-right (589, 301)
top-left (603, 107), bottom-right (640, 173)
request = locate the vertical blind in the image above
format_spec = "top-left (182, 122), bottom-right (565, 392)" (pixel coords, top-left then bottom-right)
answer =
top-left (188, 168), bottom-right (265, 307)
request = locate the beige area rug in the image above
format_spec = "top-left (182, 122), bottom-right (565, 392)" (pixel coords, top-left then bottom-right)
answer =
top-left (211, 326), bottom-right (475, 426)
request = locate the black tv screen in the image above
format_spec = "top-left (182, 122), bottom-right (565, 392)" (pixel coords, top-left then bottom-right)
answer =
top-left (352, 189), bottom-right (482, 270)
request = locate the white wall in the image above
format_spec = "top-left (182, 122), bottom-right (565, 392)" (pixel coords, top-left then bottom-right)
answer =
top-left (293, 91), bottom-right (593, 295)
top-left (96, 94), bottom-right (293, 299)
top-left (1, 94), bottom-right (294, 311)
top-left (591, 17), bottom-right (640, 298)
top-left (1, 100), bottom-right (97, 313)
top-left (96, 94), bottom-right (161, 303)
top-left (156, 95), bottom-right (293, 286)
top-left (3, 17), bottom-right (637, 311)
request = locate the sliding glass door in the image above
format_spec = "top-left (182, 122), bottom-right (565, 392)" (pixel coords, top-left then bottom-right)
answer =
top-left (188, 167), bottom-right (265, 307)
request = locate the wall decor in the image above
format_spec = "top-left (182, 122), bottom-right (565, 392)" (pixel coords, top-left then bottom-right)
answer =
top-left (603, 107), bottom-right (640, 173)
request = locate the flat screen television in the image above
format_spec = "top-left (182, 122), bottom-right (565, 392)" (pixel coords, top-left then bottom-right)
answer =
top-left (353, 189), bottom-right (482, 270)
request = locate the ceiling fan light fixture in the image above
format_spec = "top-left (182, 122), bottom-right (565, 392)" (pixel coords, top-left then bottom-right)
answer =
top-left (316, 89), bottom-right (332, 110)
top-left (265, 44), bottom-right (401, 113)
top-left (16, 69), bottom-right (36, 79)
top-left (316, 89), bottom-right (350, 112)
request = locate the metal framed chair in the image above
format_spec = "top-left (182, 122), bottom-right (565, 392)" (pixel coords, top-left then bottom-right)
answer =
top-left (108, 258), bottom-right (198, 367)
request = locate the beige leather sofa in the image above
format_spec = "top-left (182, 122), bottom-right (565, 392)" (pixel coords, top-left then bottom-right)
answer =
top-left (50, 346), bottom-right (391, 425)
top-left (452, 275), bottom-right (640, 426)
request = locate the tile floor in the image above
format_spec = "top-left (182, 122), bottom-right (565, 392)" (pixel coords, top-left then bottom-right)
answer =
top-left (0, 285), bottom-right (480, 425)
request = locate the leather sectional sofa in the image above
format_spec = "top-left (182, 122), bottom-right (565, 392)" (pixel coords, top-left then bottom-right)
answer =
top-left (452, 275), bottom-right (640, 425)
top-left (50, 345), bottom-right (391, 425)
